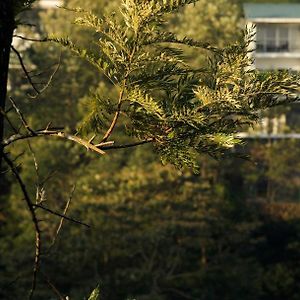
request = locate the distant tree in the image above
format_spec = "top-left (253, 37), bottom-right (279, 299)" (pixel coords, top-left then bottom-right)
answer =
top-left (174, 0), bottom-right (242, 47)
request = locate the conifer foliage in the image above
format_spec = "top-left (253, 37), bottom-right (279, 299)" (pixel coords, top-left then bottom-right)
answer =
top-left (53, 0), bottom-right (299, 170)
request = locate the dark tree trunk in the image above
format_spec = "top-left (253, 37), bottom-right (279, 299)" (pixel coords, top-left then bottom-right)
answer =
top-left (0, 2), bottom-right (15, 168)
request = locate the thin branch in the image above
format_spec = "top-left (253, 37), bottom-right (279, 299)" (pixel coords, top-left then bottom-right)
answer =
top-left (31, 81), bottom-right (51, 85)
top-left (10, 45), bottom-right (40, 96)
top-left (11, 46), bottom-right (61, 99)
top-left (3, 130), bottom-right (151, 153)
top-left (100, 138), bottom-right (154, 150)
top-left (18, 22), bottom-right (37, 28)
top-left (9, 97), bottom-right (36, 135)
top-left (3, 153), bottom-right (41, 300)
top-left (52, 184), bottom-right (76, 246)
top-left (33, 203), bottom-right (90, 228)
top-left (40, 170), bottom-right (57, 187)
top-left (0, 275), bottom-right (21, 291)
top-left (27, 141), bottom-right (47, 205)
top-left (41, 272), bottom-right (66, 300)
top-left (2, 129), bottom-right (106, 155)
top-left (5, 105), bottom-right (14, 113)
top-left (13, 34), bottom-right (48, 43)
top-left (30, 53), bottom-right (62, 99)
top-left (28, 141), bottom-right (39, 184)
top-left (94, 140), bottom-right (114, 147)
top-left (28, 62), bottom-right (61, 78)
top-left (101, 90), bottom-right (124, 143)
top-left (0, 106), bottom-right (18, 133)
top-left (100, 39), bottom-right (138, 143)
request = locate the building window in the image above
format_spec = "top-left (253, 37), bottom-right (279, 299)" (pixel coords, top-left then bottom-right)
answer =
top-left (256, 24), bottom-right (289, 53)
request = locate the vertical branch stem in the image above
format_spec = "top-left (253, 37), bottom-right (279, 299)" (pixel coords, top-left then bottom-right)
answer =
top-left (101, 35), bottom-right (139, 143)
top-left (3, 153), bottom-right (42, 300)
top-left (101, 88), bottom-right (125, 142)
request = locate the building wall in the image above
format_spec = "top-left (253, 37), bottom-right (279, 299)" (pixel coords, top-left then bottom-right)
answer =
top-left (289, 24), bottom-right (300, 52)
top-left (255, 23), bottom-right (300, 53)
top-left (245, 19), bottom-right (300, 135)
top-left (246, 21), bottom-right (300, 71)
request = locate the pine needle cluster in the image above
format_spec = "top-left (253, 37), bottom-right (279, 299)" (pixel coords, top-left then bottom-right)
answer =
top-left (52, 0), bottom-right (300, 170)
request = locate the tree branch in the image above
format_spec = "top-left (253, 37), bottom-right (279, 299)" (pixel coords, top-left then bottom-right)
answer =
top-left (30, 53), bottom-right (62, 99)
top-left (9, 97), bottom-right (36, 135)
top-left (13, 34), bottom-right (48, 43)
top-left (101, 89), bottom-right (124, 143)
top-left (33, 203), bottom-right (90, 228)
top-left (11, 45), bottom-right (40, 96)
top-left (100, 138), bottom-right (154, 150)
top-left (41, 272), bottom-right (66, 300)
top-left (2, 129), bottom-right (106, 155)
top-left (10, 46), bottom-right (61, 99)
top-left (0, 106), bottom-right (18, 133)
top-left (3, 153), bottom-right (41, 300)
top-left (51, 184), bottom-right (76, 247)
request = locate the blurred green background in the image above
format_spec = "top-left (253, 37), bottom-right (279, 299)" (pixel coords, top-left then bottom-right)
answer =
top-left (1, 0), bottom-right (300, 299)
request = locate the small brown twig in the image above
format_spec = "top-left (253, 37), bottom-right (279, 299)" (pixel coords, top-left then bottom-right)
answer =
top-left (101, 89), bottom-right (124, 143)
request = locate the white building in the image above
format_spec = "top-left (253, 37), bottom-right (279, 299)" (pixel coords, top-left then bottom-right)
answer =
top-left (244, 3), bottom-right (300, 71)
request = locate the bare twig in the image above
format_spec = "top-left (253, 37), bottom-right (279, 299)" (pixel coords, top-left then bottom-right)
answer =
top-left (11, 151), bottom-right (26, 164)
top-left (9, 97), bottom-right (36, 135)
top-left (27, 141), bottom-right (47, 205)
top-left (18, 22), bottom-right (37, 28)
top-left (41, 272), bottom-right (66, 300)
top-left (5, 105), bottom-right (14, 113)
top-left (2, 127), bottom-right (151, 154)
top-left (2, 129), bottom-right (106, 155)
top-left (28, 64), bottom-right (59, 78)
top-left (10, 45), bottom-right (40, 96)
top-left (100, 138), bottom-right (154, 150)
top-left (13, 34), bottom-right (48, 43)
top-left (28, 142), bottom-right (39, 183)
top-left (40, 170), bottom-right (57, 187)
top-left (3, 153), bottom-right (41, 300)
top-left (33, 203), bottom-right (90, 228)
top-left (10, 46), bottom-right (61, 99)
top-left (94, 141), bottom-right (114, 147)
top-left (0, 106), bottom-right (18, 133)
top-left (30, 53), bottom-right (62, 99)
top-left (52, 184), bottom-right (76, 245)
